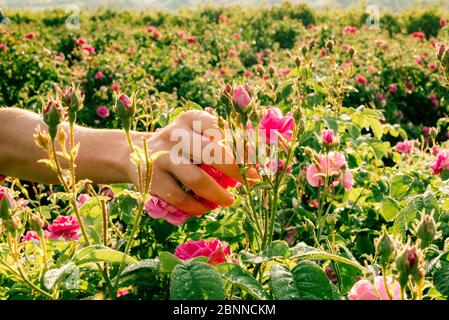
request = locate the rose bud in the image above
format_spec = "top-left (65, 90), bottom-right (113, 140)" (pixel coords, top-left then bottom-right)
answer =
top-left (232, 85), bottom-right (252, 110)
top-left (376, 228), bottom-right (396, 267)
top-left (114, 93), bottom-right (136, 131)
top-left (416, 211), bottom-right (439, 248)
top-left (43, 99), bottom-right (63, 140)
top-left (321, 129), bottom-right (336, 145)
top-left (438, 43), bottom-right (447, 61)
top-left (59, 85), bottom-right (84, 115)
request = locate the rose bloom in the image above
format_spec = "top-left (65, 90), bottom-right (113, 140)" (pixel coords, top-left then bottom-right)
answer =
top-left (111, 82), bottom-right (120, 92)
top-left (23, 32), bottom-right (36, 40)
top-left (48, 215), bottom-right (80, 241)
top-left (82, 45), bottom-right (96, 55)
top-left (389, 83), bottom-right (398, 93)
top-left (77, 193), bottom-right (91, 208)
top-left (174, 238), bottom-right (231, 265)
top-left (75, 37), bottom-right (88, 46)
top-left (348, 276), bottom-right (401, 300)
top-left (0, 44), bottom-right (8, 51)
top-left (412, 32), bottom-right (426, 40)
top-left (22, 230), bottom-right (50, 243)
top-left (356, 75), bottom-right (368, 86)
top-left (95, 71), bottom-right (105, 80)
top-left (96, 106), bottom-right (110, 119)
top-left (144, 197), bottom-right (188, 226)
top-left (260, 107), bottom-right (295, 144)
top-left (430, 150), bottom-right (449, 175)
top-left (406, 83), bottom-right (414, 93)
top-left (0, 187), bottom-right (16, 209)
top-left (428, 62), bottom-right (438, 71)
top-left (395, 140), bottom-right (415, 154)
top-left (306, 152), bottom-right (353, 190)
top-left (440, 18), bottom-right (447, 27)
top-left (320, 48), bottom-right (328, 57)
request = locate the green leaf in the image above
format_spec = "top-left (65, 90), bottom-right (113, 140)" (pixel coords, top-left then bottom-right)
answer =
top-left (381, 197), bottom-right (401, 222)
top-left (367, 118), bottom-right (383, 139)
top-left (270, 261), bottom-right (334, 300)
top-left (216, 263), bottom-right (269, 300)
top-left (170, 262), bottom-right (225, 300)
top-left (121, 259), bottom-right (160, 276)
top-left (73, 245), bottom-right (137, 266)
top-left (390, 174), bottom-right (413, 199)
top-left (370, 141), bottom-right (389, 160)
top-left (159, 252), bottom-right (184, 273)
top-left (290, 242), bottom-right (365, 271)
top-left (44, 263), bottom-right (77, 290)
top-left (240, 240), bottom-right (290, 263)
top-left (434, 263), bottom-right (449, 296)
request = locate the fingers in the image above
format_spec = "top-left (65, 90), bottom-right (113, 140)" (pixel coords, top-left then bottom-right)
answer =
top-left (150, 171), bottom-right (210, 217)
top-left (167, 159), bottom-right (235, 208)
top-left (181, 110), bottom-right (224, 142)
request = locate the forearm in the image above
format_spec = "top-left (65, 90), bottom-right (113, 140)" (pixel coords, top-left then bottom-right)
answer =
top-left (0, 107), bottom-right (148, 185)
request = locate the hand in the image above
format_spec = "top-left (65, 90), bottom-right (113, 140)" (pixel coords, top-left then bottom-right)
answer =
top-left (129, 110), bottom-right (258, 217)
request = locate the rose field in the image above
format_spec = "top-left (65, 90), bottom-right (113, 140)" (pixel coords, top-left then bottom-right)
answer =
top-left (2, 2), bottom-right (449, 302)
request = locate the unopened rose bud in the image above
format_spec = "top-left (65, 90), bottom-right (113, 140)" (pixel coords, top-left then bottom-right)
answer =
top-left (5, 217), bottom-right (19, 234)
top-left (325, 39), bottom-right (334, 52)
top-left (295, 56), bottom-right (302, 67)
top-left (114, 93), bottom-right (136, 131)
top-left (349, 47), bottom-right (356, 57)
top-left (34, 127), bottom-right (50, 149)
top-left (233, 85), bottom-right (252, 110)
top-left (301, 46), bottom-right (307, 56)
top-left (396, 245), bottom-right (422, 287)
top-left (224, 84), bottom-right (232, 95)
top-left (59, 85), bottom-right (84, 115)
top-left (43, 99), bottom-right (63, 140)
top-left (416, 211), bottom-right (439, 248)
top-left (269, 66), bottom-right (276, 76)
top-left (0, 187), bottom-right (12, 220)
top-left (376, 228), bottom-right (396, 266)
top-left (321, 129), bottom-right (336, 145)
top-left (308, 38), bottom-right (316, 49)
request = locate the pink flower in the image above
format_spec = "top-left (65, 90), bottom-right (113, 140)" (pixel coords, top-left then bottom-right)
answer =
top-left (118, 93), bottom-right (132, 109)
top-left (306, 152), bottom-right (353, 189)
top-left (395, 140), bottom-right (414, 154)
top-left (430, 150), bottom-right (449, 175)
top-left (111, 82), bottom-right (120, 92)
top-left (76, 193), bottom-right (91, 208)
top-left (432, 146), bottom-right (440, 155)
top-left (94, 71), bottom-right (105, 80)
top-left (82, 45), bottom-right (96, 55)
top-left (406, 83), bottom-right (414, 93)
top-left (375, 39), bottom-right (388, 48)
top-left (260, 107), bottom-right (295, 144)
top-left (423, 126), bottom-right (430, 135)
top-left (414, 55), bottom-right (424, 66)
top-left (96, 106), bottom-right (110, 119)
top-left (117, 289), bottom-right (129, 298)
top-left (144, 197), bottom-right (188, 226)
top-left (243, 70), bottom-right (253, 78)
top-left (75, 37), bottom-right (88, 46)
top-left (389, 83), bottom-right (398, 93)
top-left (310, 199), bottom-right (319, 208)
top-left (0, 44), bottom-right (8, 51)
top-left (174, 238), bottom-right (231, 265)
top-left (278, 67), bottom-right (292, 77)
top-left (0, 187), bottom-right (16, 209)
top-left (147, 25), bottom-right (156, 33)
top-left (176, 30), bottom-right (187, 39)
top-left (48, 215), bottom-right (80, 241)
top-left (412, 32), bottom-right (426, 40)
top-left (440, 18), bottom-right (447, 27)
top-left (321, 129), bottom-right (335, 145)
top-left (348, 276), bottom-right (401, 300)
top-left (22, 230), bottom-right (49, 243)
top-left (227, 49), bottom-right (237, 58)
top-left (320, 48), bottom-right (328, 57)
top-left (429, 93), bottom-right (439, 108)
top-left (187, 35), bottom-right (196, 44)
top-left (307, 23), bottom-right (315, 30)
top-left (356, 75), bottom-right (368, 86)
top-left (152, 30), bottom-right (162, 40)
top-left (428, 62), bottom-right (437, 71)
top-left (23, 32), bottom-right (36, 40)
top-left (233, 85), bottom-right (252, 109)
top-left (343, 26), bottom-right (358, 34)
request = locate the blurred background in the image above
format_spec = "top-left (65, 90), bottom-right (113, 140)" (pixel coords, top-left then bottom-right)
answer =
top-left (1, 0), bottom-right (448, 11)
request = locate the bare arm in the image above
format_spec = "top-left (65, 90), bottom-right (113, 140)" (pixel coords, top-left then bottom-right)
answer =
top-left (0, 107), bottom-right (144, 185)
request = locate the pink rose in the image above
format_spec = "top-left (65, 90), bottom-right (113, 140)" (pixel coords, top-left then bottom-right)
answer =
top-left (22, 230), bottom-right (49, 243)
top-left (111, 82), bottom-right (120, 92)
top-left (429, 93), bottom-right (440, 108)
top-left (23, 32), bottom-right (36, 40)
top-left (228, 49), bottom-right (237, 58)
top-left (117, 289), bottom-right (129, 298)
top-left (349, 276), bottom-right (401, 300)
top-left (0, 187), bottom-right (16, 210)
top-left (75, 37), bottom-right (88, 46)
top-left (440, 18), bottom-right (446, 27)
top-left (406, 83), bottom-right (414, 93)
top-left (389, 83), bottom-right (398, 93)
top-left (356, 75), bottom-right (368, 86)
top-left (343, 26), bottom-right (358, 34)
top-left (306, 152), bottom-right (353, 189)
top-left (144, 197), bottom-right (188, 226)
top-left (118, 93), bottom-right (132, 109)
top-left (412, 32), bottom-right (425, 40)
top-left (82, 45), bottom-right (96, 55)
top-left (0, 44), bottom-right (8, 51)
top-left (395, 140), bottom-right (414, 154)
top-left (321, 129), bottom-right (335, 145)
top-left (187, 35), bottom-right (196, 44)
top-left (174, 238), bottom-right (231, 265)
top-left (233, 85), bottom-right (252, 109)
top-left (95, 71), bottom-right (105, 80)
top-left (260, 107), bottom-right (295, 144)
top-left (76, 193), bottom-right (91, 208)
top-left (320, 48), bottom-right (328, 57)
top-left (96, 106), bottom-right (110, 119)
top-left (432, 146), bottom-right (440, 155)
top-left (430, 150), bottom-right (449, 175)
top-left (264, 159), bottom-right (291, 176)
top-left (48, 215), bottom-right (80, 241)
top-left (428, 62), bottom-right (437, 71)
